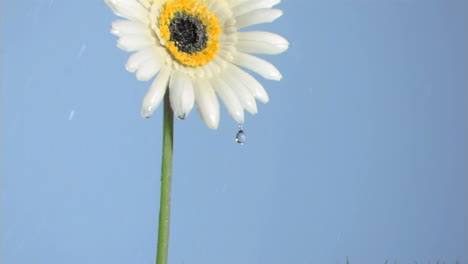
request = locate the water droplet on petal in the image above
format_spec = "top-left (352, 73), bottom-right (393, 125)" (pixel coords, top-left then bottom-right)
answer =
top-left (141, 106), bottom-right (154, 119)
top-left (235, 130), bottom-right (246, 145)
top-left (177, 113), bottom-right (186, 120)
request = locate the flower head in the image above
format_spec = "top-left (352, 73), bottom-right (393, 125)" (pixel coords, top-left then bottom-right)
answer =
top-left (106, 0), bottom-right (288, 129)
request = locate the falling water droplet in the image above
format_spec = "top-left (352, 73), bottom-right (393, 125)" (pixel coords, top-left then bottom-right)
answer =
top-left (68, 110), bottom-right (75, 121)
top-left (76, 44), bottom-right (87, 60)
top-left (235, 127), bottom-right (246, 145)
top-left (177, 113), bottom-right (186, 120)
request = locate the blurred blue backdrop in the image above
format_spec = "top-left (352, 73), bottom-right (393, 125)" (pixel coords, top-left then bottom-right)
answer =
top-left (2, 0), bottom-right (467, 263)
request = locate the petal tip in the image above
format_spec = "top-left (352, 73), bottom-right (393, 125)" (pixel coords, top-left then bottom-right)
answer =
top-left (269, 71), bottom-right (282, 81)
top-left (141, 105), bottom-right (155, 119)
top-left (203, 113), bottom-right (220, 130)
top-left (207, 122), bottom-right (219, 130)
top-left (125, 64), bottom-right (137, 73)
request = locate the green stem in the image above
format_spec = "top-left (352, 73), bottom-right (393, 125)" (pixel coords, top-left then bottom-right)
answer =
top-left (156, 92), bottom-right (174, 264)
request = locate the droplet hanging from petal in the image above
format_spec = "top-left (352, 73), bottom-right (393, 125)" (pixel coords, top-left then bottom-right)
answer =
top-left (177, 113), bottom-right (186, 120)
top-left (235, 124), bottom-right (246, 145)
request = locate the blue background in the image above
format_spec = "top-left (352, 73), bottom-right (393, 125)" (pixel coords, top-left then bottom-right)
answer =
top-left (2, 0), bottom-right (467, 263)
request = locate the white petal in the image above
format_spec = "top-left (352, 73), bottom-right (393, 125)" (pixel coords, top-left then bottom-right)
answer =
top-left (218, 49), bottom-right (235, 62)
top-left (169, 71), bottom-right (195, 119)
top-left (193, 66), bottom-right (206, 79)
top-left (111, 20), bottom-right (149, 37)
top-left (117, 35), bottom-right (154, 52)
top-left (136, 52), bottom-right (162, 81)
top-left (125, 48), bottom-right (153, 72)
top-left (139, 0), bottom-right (151, 9)
top-left (228, 64), bottom-right (269, 103)
top-left (232, 0), bottom-right (281, 17)
top-left (236, 31), bottom-right (289, 55)
top-left (226, 0), bottom-right (247, 7)
top-left (213, 56), bottom-right (227, 71)
top-left (206, 59), bottom-right (221, 75)
top-left (194, 79), bottom-right (220, 129)
top-left (211, 78), bottom-right (244, 124)
top-left (224, 73), bottom-right (258, 114)
top-left (141, 67), bottom-right (171, 118)
top-left (232, 52), bottom-right (282, 81)
top-left (206, 1), bottom-right (232, 24)
top-left (197, 63), bottom-right (213, 79)
top-left (219, 34), bottom-right (237, 45)
top-left (235, 8), bottom-right (282, 29)
top-left (217, 49), bottom-right (235, 62)
top-left (105, 0), bottom-right (149, 24)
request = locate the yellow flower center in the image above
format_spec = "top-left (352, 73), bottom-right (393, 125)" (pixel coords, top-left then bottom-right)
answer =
top-left (158, 0), bottom-right (222, 67)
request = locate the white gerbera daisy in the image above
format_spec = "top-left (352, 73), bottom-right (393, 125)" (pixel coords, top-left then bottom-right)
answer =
top-left (105, 0), bottom-right (288, 129)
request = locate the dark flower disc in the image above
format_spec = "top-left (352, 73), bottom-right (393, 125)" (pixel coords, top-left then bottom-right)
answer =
top-left (169, 12), bottom-right (208, 54)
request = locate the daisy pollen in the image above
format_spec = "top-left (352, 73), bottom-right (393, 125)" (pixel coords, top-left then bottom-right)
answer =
top-left (106, 0), bottom-right (288, 129)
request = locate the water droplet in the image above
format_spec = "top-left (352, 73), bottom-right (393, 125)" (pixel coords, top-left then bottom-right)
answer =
top-left (141, 106), bottom-right (154, 119)
top-left (177, 113), bottom-right (186, 120)
top-left (76, 44), bottom-right (87, 60)
top-left (68, 110), bottom-right (75, 121)
top-left (235, 129), bottom-right (246, 145)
